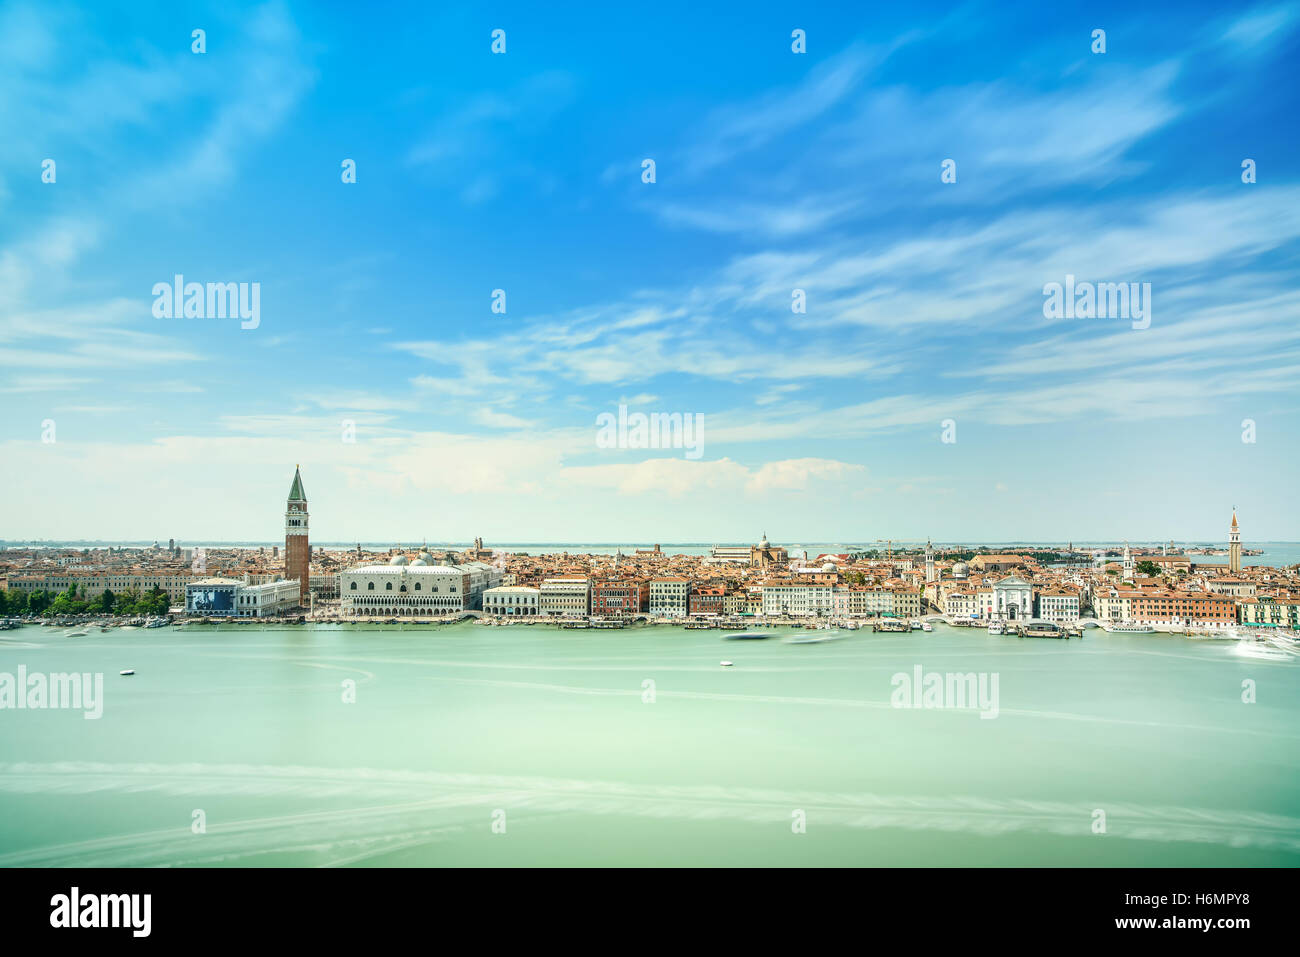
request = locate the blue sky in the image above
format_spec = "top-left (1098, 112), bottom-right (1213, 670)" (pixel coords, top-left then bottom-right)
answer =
top-left (1, 0), bottom-right (1298, 543)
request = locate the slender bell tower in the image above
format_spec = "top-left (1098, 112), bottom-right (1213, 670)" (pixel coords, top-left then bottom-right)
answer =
top-left (285, 465), bottom-right (310, 603)
top-left (1229, 509), bottom-right (1241, 574)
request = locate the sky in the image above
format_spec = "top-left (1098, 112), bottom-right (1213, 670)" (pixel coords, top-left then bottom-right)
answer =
top-left (1, 0), bottom-right (1298, 545)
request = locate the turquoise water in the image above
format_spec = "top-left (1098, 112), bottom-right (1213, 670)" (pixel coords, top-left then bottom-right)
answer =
top-left (1, 622), bottom-right (1297, 866)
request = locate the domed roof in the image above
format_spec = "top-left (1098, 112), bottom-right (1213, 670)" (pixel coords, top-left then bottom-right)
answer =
top-left (822, 562), bottom-right (836, 572)
top-left (953, 561), bottom-right (969, 577)
top-left (389, 554), bottom-right (409, 566)
top-left (410, 558), bottom-right (429, 566)
top-left (418, 551), bottom-right (434, 562)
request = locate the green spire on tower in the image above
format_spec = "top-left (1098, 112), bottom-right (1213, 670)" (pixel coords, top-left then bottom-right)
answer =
top-left (287, 465), bottom-right (306, 502)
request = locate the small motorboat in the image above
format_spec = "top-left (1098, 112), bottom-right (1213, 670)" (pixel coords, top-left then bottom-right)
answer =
top-left (1233, 642), bottom-right (1291, 661)
top-left (724, 632), bottom-right (773, 640)
top-left (785, 632), bottom-right (844, 644)
top-left (922, 622), bottom-right (934, 632)
top-left (119, 669), bottom-right (135, 676)
top-left (720, 661), bottom-right (734, 667)
top-left (64, 630), bottom-right (89, 638)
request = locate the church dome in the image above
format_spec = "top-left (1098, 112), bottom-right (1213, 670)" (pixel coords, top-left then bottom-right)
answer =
top-left (410, 558), bottom-right (429, 566)
top-left (822, 562), bottom-right (836, 572)
top-left (418, 551), bottom-right (434, 562)
top-left (953, 562), bottom-right (969, 578)
top-left (389, 554), bottom-right (409, 566)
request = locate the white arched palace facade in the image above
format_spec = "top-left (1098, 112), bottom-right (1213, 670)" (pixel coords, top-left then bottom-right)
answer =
top-left (340, 554), bottom-right (501, 617)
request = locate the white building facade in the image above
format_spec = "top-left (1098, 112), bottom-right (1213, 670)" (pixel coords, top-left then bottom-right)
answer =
top-left (539, 578), bottom-right (591, 616)
top-left (762, 581), bottom-right (834, 617)
top-left (649, 578), bottom-right (689, 617)
top-left (1037, 590), bottom-right (1081, 623)
top-left (985, 576), bottom-right (1035, 621)
top-left (340, 555), bottom-right (502, 617)
top-left (484, 586), bottom-right (541, 616)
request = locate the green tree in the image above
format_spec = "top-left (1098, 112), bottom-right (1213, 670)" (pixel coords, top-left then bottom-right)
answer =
top-left (1135, 560), bottom-right (1161, 577)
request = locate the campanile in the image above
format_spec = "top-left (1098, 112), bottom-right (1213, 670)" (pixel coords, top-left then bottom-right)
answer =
top-left (285, 465), bottom-right (310, 603)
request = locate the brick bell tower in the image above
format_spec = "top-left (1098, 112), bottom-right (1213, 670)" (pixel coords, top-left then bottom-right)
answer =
top-left (285, 465), bottom-right (310, 603)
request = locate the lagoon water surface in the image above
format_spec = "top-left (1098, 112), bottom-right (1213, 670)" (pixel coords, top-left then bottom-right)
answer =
top-left (1, 622), bottom-right (1297, 866)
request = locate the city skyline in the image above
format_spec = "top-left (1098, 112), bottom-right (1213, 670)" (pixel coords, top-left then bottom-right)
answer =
top-left (2, 0), bottom-right (1299, 541)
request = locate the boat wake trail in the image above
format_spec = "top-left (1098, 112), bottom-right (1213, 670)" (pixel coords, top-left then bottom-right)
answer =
top-left (1, 761), bottom-right (1298, 864)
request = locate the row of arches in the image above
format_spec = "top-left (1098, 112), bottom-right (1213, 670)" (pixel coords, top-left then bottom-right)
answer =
top-left (349, 580), bottom-right (457, 594)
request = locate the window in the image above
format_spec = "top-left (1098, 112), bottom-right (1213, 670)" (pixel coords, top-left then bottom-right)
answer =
top-left (385, 582), bottom-right (393, 591)
top-left (367, 582), bottom-right (375, 591)
top-left (350, 581), bottom-right (358, 590)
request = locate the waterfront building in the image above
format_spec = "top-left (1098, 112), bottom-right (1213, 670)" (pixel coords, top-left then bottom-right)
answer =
top-left (340, 556), bottom-right (502, 617)
top-left (888, 584), bottom-right (922, 618)
top-left (483, 586), bottom-right (540, 616)
top-left (650, 577), bottom-right (690, 617)
top-left (761, 579), bottom-right (834, 617)
top-left (234, 579), bottom-right (301, 617)
top-left (943, 588), bottom-right (980, 619)
top-left (1131, 591), bottom-right (1236, 629)
top-left (285, 466), bottom-right (310, 603)
top-left (1092, 588), bottom-right (1135, 621)
top-left (831, 585), bottom-right (895, 617)
top-left (591, 579), bottom-right (648, 615)
top-left (688, 584), bottom-right (726, 616)
top-left (1037, 589), bottom-right (1081, 623)
top-left (1238, 596), bottom-right (1300, 628)
top-left (185, 577), bottom-right (243, 616)
top-left (721, 589), bottom-right (749, 616)
top-left (985, 575), bottom-right (1034, 621)
top-left (539, 578), bottom-right (591, 616)
top-left (7, 570), bottom-right (195, 603)
top-left (1229, 510), bottom-right (1242, 574)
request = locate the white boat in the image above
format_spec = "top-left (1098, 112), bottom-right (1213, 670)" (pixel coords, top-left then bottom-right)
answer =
top-left (910, 620), bottom-right (923, 631)
top-left (785, 631), bottom-right (844, 644)
top-left (720, 661), bottom-right (734, 667)
top-left (1102, 621), bottom-right (1156, 634)
top-left (64, 630), bottom-right (89, 638)
top-left (987, 621), bottom-right (1005, 635)
top-left (119, 669), bottom-right (135, 676)
top-left (922, 622), bottom-right (934, 632)
top-left (1232, 641), bottom-right (1291, 661)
